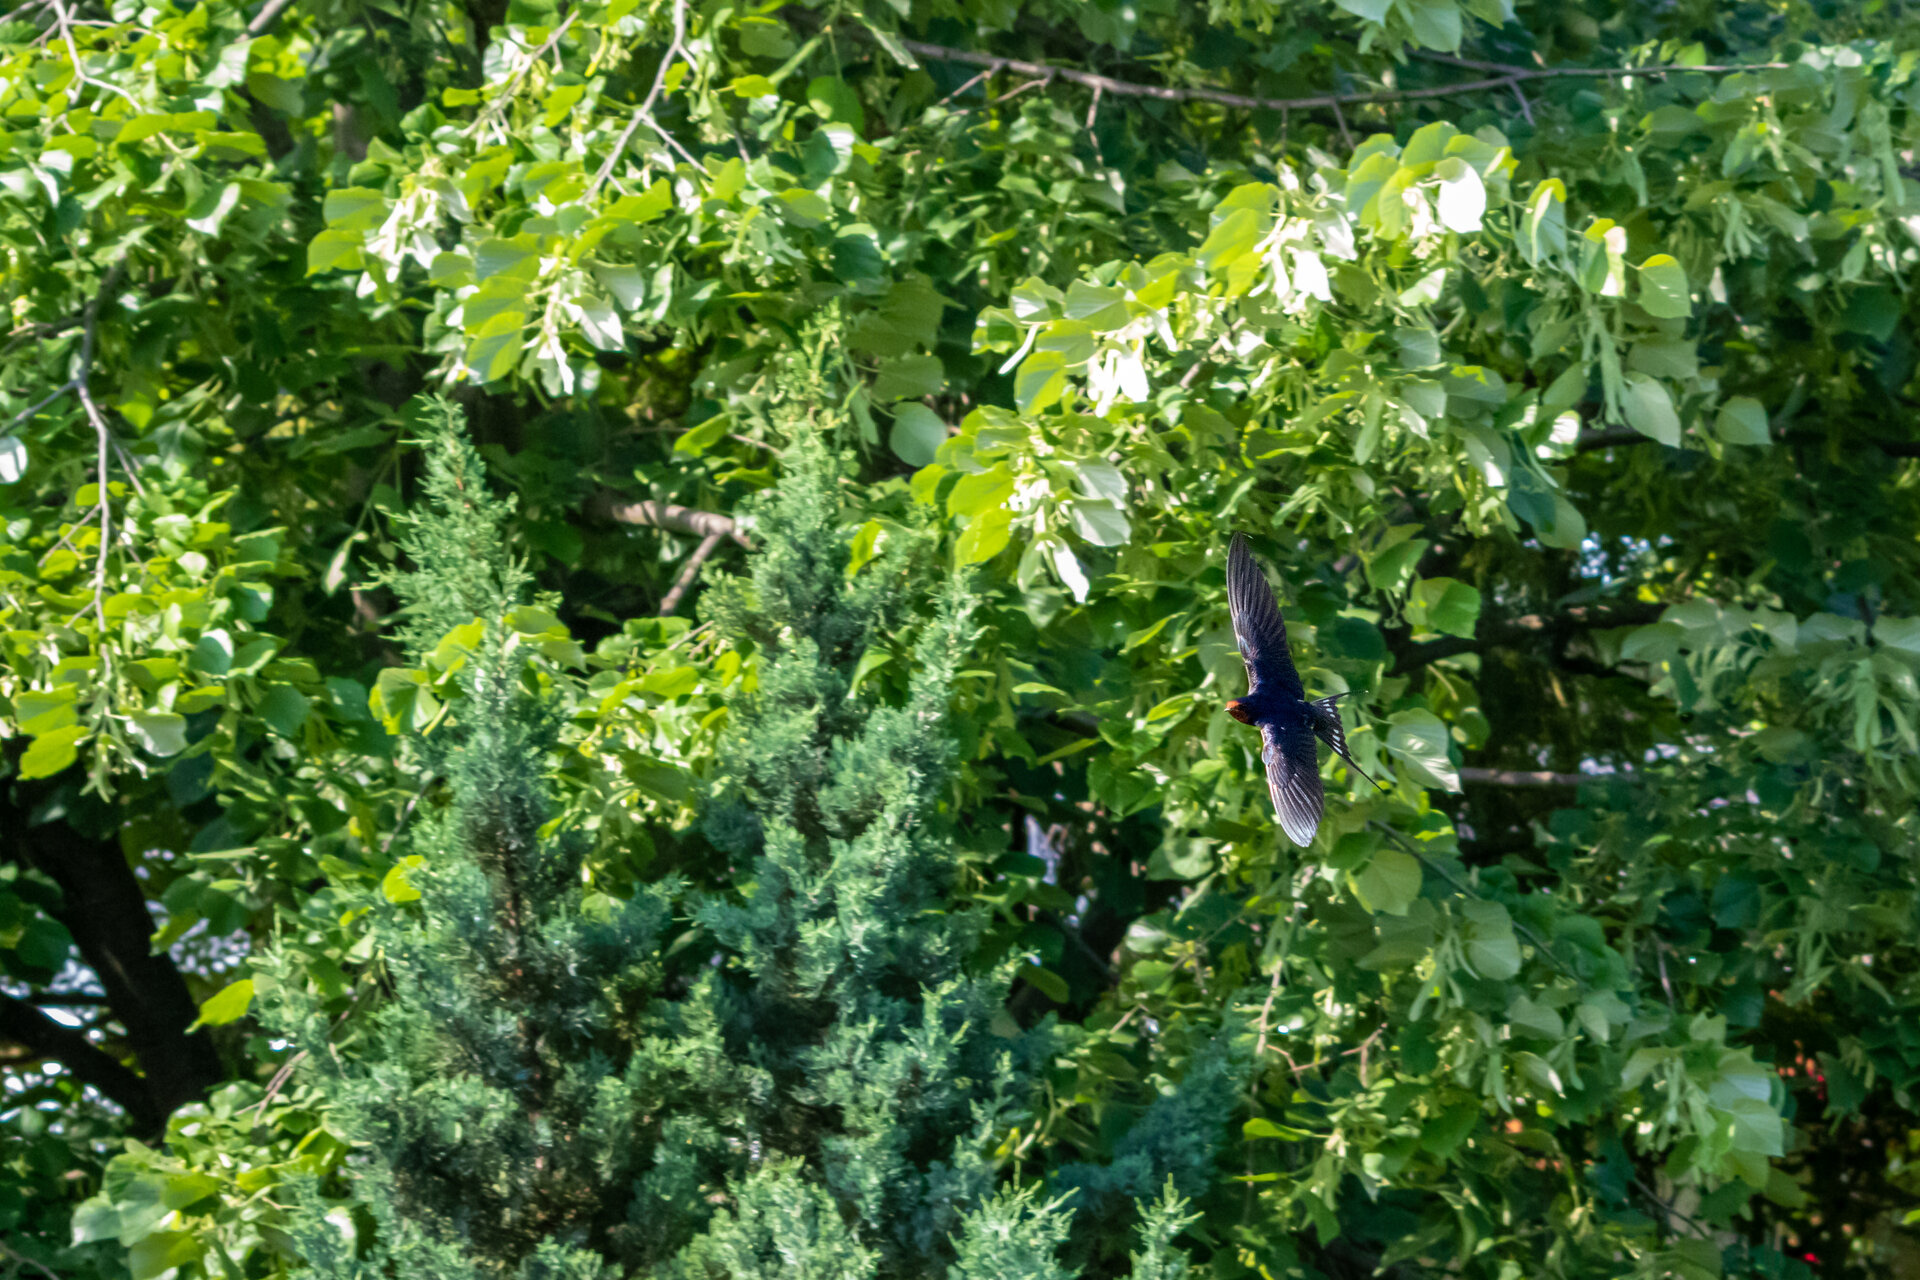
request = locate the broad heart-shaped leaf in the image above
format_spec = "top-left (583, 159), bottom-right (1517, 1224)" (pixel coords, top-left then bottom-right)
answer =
top-left (258, 684), bottom-right (311, 737)
top-left (1387, 709), bottom-right (1459, 790)
top-left (129, 1232), bottom-right (204, 1280)
top-left (805, 75), bottom-right (863, 129)
top-left (1715, 396), bottom-right (1771, 445)
top-left (127, 710), bottom-right (188, 757)
top-left (1410, 577), bottom-right (1481, 639)
top-left (1637, 253), bottom-right (1692, 318)
top-left (19, 725), bottom-right (85, 779)
top-left (1622, 373), bottom-right (1681, 446)
top-left (1015, 350), bottom-right (1069, 414)
top-left (889, 404), bottom-right (946, 467)
top-left (956, 506), bottom-right (1012, 565)
top-left (872, 354), bottom-right (944, 402)
top-left (1458, 900), bottom-right (1521, 980)
top-left (1351, 848), bottom-right (1423, 915)
top-left (1069, 499), bottom-right (1130, 546)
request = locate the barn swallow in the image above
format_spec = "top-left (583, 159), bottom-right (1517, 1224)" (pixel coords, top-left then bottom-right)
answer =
top-left (1225, 532), bottom-right (1389, 847)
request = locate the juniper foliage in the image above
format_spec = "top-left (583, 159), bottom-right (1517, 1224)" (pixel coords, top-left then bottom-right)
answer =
top-left (265, 395), bottom-right (1112, 1277)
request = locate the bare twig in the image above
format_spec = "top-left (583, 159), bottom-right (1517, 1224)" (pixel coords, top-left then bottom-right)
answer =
top-left (244, 0), bottom-right (299, 36)
top-left (0, 1238), bottom-right (63, 1280)
top-left (245, 1049), bottom-right (309, 1118)
top-left (824, 24), bottom-right (1790, 120)
top-left (3, 313), bottom-right (82, 353)
top-left (1509, 78), bottom-right (1535, 125)
top-left (48, 0), bottom-right (141, 110)
top-left (1251, 964), bottom-right (1283, 1063)
top-left (993, 73), bottom-right (1055, 105)
top-left (590, 0), bottom-right (696, 192)
top-left (467, 10), bottom-right (580, 140)
top-left (2, 379), bottom-right (81, 432)
top-left (1084, 82), bottom-right (1103, 131)
top-left (1458, 766), bottom-right (1609, 787)
top-left (70, 267), bottom-right (124, 627)
top-left (658, 529), bottom-right (723, 615)
top-left (1273, 1025), bottom-right (1385, 1077)
top-left (936, 62), bottom-right (1001, 106)
top-left (593, 494), bottom-right (749, 546)
top-left (1330, 97), bottom-right (1354, 149)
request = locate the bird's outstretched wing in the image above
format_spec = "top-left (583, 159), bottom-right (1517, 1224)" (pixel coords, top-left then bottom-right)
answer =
top-left (1260, 719), bottom-right (1324, 848)
top-left (1227, 533), bottom-right (1304, 700)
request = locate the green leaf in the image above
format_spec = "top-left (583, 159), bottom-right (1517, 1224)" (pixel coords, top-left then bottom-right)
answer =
top-left (129, 1232), bottom-right (203, 1280)
top-left (956, 507), bottom-right (1013, 565)
top-left (128, 711), bottom-right (188, 757)
top-left (1637, 253), bottom-right (1692, 318)
top-left (1197, 206), bottom-right (1267, 272)
top-left (1714, 396), bottom-right (1770, 445)
top-left (1458, 900), bottom-right (1521, 980)
top-left (872, 354), bottom-right (944, 402)
top-left (806, 76), bottom-right (863, 128)
top-left (1621, 373), bottom-right (1681, 446)
top-left (1015, 351), bottom-right (1069, 414)
top-left (889, 405), bottom-right (947, 467)
top-left (20, 726), bottom-right (85, 779)
top-left (1386, 709), bottom-right (1459, 790)
top-left (1410, 577), bottom-right (1481, 639)
top-left (728, 74), bottom-right (778, 98)
top-left (305, 228), bottom-right (365, 275)
top-left (1022, 963), bottom-right (1069, 1002)
top-left (1351, 848), bottom-right (1423, 915)
top-left (258, 685), bottom-right (311, 737)
top-left (1403, 0), bottom-right (1463, 49)
top-left (948, 465), bottom-right (1014, 517)
top-left (1244, 1117), bottom-right (1313, 1140)
top-left (382, 855), bottom-right (425, 904)
top-left (192, 978), bottom-right (255, 1028)
top-left (1069, 500), bottom-right (1129, 547)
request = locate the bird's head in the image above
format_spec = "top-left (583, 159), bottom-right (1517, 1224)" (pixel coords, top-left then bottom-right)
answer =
top-left (1225, 699), bottom-right (1254, 724)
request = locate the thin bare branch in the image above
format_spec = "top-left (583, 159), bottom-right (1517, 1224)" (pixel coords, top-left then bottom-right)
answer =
top-left (590, 0), bottom-right (696, 193)
top-left (936, 62), bottom-right (1001, 106)
top-left (0, 1237), bottom-right (63, 1280)
top-left (244, 0), bottom-right (299, 36)
top-left (593, 495), bottom-right (749, 545)
top-left (824, 24), bottom-right (1791, 119)
top-left (467, 10), bottom-right (580, 140)
top-left (1459, 766), bottom-right (1613, 787)
top-left (658, 529), bottom-right (724, 616)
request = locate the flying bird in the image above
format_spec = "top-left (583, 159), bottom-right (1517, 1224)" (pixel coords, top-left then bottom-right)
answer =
top-left (1225, 532), bottom-right (1389, 847)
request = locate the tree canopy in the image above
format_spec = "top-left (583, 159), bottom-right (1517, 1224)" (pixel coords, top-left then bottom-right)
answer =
top-left (3, 0), bottom-right (1920, 1276)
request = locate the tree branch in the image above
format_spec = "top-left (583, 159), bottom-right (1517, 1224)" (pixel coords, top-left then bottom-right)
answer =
top-left (825, 21), bottom-right (1789, 118)
top-left (591, 494), bottom-right (749, 546)
top-left (589, 0), bottom-right (696, 189)
top-left (1458, 766), bottom-right (1617, 787)
top-left (244, 0), bottom-right (298, 36)
top-left (0, 993), bottom-right (158, 1128)
top-left (657, 529), bottom-right (724, 616)
top-left (1399, 600), bottom-right (1665, 671)
top-left (9, 813), bottom-right (224, 1135)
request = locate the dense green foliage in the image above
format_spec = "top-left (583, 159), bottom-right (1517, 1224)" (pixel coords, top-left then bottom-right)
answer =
top-left (3, 0), bottom-right (1920, 1275)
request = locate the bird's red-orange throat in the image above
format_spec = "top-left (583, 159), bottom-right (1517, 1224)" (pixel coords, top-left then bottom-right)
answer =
top-left (1225, 699), bottom-right (1254, 724)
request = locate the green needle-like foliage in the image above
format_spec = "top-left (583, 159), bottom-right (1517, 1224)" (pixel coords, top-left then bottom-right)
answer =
top-left (263, 390), bottom-right (1113, 1277)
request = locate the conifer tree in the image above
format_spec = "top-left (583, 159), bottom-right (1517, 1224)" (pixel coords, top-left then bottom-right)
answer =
top-left (264, 382), bottom-right (1135, 1276)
